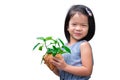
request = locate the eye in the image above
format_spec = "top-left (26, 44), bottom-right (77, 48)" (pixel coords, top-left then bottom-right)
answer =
top-left (82, 24), bottom-right (87, 26)
top-left (81, 24), bottom-right (88, 27)
top-left (72, 23), bottom-right (77, 26)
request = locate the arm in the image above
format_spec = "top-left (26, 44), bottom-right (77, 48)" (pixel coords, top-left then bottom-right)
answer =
top-left (52, 41), bottom-right (93, 76)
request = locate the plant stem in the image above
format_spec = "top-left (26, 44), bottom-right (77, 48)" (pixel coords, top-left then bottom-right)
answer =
top-left (44, 41), bottom-right (48, 49)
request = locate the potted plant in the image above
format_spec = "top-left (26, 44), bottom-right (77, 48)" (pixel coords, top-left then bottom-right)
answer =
top-left (33, 36), bottom-right (71, 70)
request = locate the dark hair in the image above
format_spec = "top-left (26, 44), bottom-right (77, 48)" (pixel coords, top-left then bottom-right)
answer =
top-left (64, 5), bottom-right (95, 42)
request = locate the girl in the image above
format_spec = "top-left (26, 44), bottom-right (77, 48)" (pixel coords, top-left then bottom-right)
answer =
top-left (51, 4), bottom-right (95, 80)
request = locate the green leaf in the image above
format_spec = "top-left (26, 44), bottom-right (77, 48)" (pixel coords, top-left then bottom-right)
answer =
top-left (62, 45), bottom-right (71, 53)
top-left (45, 36), bottom-right (53, 41)
top-left (53, 45), bottom-right (57, 50)
top-left (58, 38), bottom-right (64, 46)
top-left (52, 52), bottom-right (57, 56)
top-left (57, 48), bottom-right (64, 54)
top-left (46, 48), bottom-right (52, 54)
top-left (39, 46), bottom-right (43, 51)
top-left (37, 37), bottom-right (45, 41)
top-left (52, 39), bottom-right (57, 44)
top-left (50, 42), bottom-right (55, 45)
top-left (33, 43), bottom-right (40, 50)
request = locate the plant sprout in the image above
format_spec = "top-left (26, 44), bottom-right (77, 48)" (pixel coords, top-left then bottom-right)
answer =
top-left (33, 36), bottom-right (71, 63)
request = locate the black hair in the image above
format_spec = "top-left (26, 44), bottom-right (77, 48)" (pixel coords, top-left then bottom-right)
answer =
top-left (64, 5), bottom-right (95, 42)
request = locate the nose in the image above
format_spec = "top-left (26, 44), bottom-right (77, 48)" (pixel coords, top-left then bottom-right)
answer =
top-left (75, 26), bottom-right (82, 31)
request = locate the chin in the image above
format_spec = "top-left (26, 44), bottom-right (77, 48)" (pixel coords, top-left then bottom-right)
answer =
top-left (74, 37), bottom-right (82, 41)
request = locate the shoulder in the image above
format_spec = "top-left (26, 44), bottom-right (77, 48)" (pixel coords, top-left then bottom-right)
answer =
top-left (80, 40), bottom-right (92, 50)
top-left (80, 40), bottom-right (91, 46)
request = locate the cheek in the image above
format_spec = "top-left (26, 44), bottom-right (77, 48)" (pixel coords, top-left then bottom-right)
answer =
top-left (67, 25), bottom-right (74, 31)
top-left (67, 28), bottom-right (73, 35)
top-left (67, 27), bottom-right (72, 33)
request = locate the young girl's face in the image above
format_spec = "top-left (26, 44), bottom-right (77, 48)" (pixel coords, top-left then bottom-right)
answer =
top-left (67, 12), bottom-right (89, 42)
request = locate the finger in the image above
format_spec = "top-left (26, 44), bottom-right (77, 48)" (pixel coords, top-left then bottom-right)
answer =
top-left (52, 60), bottom-right (59, 66)
top-left (52, 57), bottom-right (60, 62)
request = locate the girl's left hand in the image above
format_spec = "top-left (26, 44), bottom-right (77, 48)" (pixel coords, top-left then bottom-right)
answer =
top-left (51, 56), bottom-right (67, 70)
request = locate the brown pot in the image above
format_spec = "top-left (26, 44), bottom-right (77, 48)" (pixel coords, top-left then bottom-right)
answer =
top-left (43, 53), bottom-right (62, 70)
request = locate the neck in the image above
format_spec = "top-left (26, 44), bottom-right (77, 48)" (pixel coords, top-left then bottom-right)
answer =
top-left (68, 39), bottom-right (78, 46)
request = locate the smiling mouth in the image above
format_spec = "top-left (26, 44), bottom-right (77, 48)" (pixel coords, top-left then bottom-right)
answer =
top-left (74, 33), bottom-right (82, 36)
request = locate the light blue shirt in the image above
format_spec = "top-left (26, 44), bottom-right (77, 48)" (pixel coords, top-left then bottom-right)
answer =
top-left (59, 40), bottom-right (91, 80)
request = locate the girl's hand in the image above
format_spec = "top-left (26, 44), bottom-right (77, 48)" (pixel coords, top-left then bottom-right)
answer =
top-left (43, 54), bottom-right (56, 71)
top-left (51, 56), bottom-right (67, 70)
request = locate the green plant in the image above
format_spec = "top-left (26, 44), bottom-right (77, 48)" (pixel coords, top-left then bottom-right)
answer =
top-left (33, 36), bottom-right (71, 63)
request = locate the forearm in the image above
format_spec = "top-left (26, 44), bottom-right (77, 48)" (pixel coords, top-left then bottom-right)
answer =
top-left (63, 64), bottom-right (92, 76)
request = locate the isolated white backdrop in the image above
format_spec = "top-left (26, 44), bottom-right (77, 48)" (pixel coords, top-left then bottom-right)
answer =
top-left (0, 0), bottom-right (120, 80)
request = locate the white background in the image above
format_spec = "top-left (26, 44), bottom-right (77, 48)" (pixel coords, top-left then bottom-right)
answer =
top-left (0, 0), bottom-right (120, 80)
